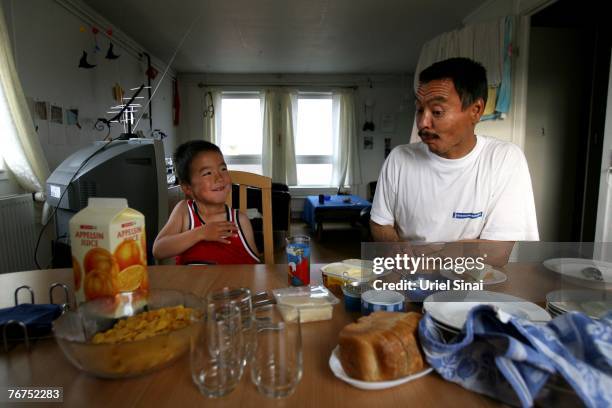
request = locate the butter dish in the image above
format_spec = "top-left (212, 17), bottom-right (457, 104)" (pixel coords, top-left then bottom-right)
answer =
top-left (272, 285), bottom-right (339, 323)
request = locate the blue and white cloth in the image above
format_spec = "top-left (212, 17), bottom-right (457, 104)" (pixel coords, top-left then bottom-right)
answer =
top-left (419, 305), bottom-right (612, 407)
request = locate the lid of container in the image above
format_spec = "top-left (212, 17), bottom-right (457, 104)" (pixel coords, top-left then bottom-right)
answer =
top-left (272, 285), bottom-right (339, 308)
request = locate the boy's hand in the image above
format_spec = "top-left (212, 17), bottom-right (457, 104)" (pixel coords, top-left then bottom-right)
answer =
top-left (197, 221), bottom-right (238, 244)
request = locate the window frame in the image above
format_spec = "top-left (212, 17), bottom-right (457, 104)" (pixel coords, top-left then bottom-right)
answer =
top-left (294, 92), bottom-right (334, 187)
top-left (218, 91), bottom-right (264, 174)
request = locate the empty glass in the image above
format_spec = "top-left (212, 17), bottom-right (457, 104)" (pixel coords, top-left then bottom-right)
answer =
top-left (250, 304), bottom-right (303, 398)
top-left (207, 287), bottom-right (256, 366)
top-left (190, 302), bottom-right (244, 397)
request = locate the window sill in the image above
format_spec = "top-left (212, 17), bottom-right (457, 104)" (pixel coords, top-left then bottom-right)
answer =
top-left (289, 186), bottom-right (338, 197)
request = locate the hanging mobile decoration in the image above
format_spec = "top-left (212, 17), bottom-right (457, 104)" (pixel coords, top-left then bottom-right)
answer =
top-left (106, 42), bottom-right (120, 60)
top-left (77, 25), bottom-right (95, 68)
top-left (146, 66), bottom-right (159, 80)
top-left (362, 78), bottom-right (375, 131)
top-left (92, 26), bottom-right (101, 52)
top-left (105, 28), bottom-right (120, 60)
top-left (78, 51), bottom-right (96, 69)
top-left (112, 83), bottom-right (125, 103)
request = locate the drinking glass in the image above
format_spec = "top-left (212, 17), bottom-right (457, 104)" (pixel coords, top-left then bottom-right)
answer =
top-left (207, 287), bottom-right (256, 365)
top-left (286, 235), bottom-right (311, 286)
top-left (250, 304), bottom-right (303, 398)
top-left (190, 302), bottom-right (243, 397)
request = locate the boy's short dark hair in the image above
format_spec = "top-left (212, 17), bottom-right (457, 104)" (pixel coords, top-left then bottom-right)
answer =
top-left (419, 57), bottom-right (488, 109)
top-left (173, 140), bottom-right (222, 184)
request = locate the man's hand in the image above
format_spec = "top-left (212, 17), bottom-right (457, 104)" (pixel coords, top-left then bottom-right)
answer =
top-left (197, 221), bottom-right (238, 244)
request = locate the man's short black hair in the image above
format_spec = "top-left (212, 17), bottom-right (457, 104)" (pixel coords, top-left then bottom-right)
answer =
top-left (419, 57), bottom-right (488, 109)
top-left (173, 140), bottom-right (222, 184)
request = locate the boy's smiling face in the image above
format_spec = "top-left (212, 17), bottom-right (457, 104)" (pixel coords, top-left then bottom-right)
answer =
top-left (182, 151), bottom-right (231, 205)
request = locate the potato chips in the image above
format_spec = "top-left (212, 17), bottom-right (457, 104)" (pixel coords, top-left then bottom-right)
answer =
top-left (92, 306), bottom-right (195, 344)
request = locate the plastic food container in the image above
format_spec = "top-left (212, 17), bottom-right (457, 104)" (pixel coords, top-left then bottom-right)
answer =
top-left (53, 289), bottom-right (204, 378)
top-left (361, 290), bottom-right (405, 316)
top-left (272, 285), bottom-right (339, 323)
top-left (321, 259), bottom-right (375, 297)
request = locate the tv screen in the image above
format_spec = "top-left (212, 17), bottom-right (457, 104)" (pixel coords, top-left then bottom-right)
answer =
top-left (46, 139), bottom-right (168, 265)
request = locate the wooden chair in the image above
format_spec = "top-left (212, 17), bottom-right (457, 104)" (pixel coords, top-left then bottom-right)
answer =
top-left (226, 171), bottom-right (274, 264)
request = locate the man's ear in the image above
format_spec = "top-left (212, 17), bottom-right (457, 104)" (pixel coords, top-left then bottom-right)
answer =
top-left (470, 98), bottom-right (485, 123)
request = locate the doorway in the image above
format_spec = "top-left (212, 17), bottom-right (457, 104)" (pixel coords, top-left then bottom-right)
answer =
top-left (524, 0), bottom-right (610, 242)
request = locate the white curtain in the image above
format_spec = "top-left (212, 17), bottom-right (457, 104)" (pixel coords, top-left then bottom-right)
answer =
top-left (413, 17), bottom-right (506, 92)
top-left (262, 89), bottom-right (297, 185)
top-left (202, 88), bottom-right (222, 144)
top-left (331, 90), bottom-right (361, 188)
top-left (262, 90), bottom-right (276, 178)
top-left (0, 5), bottom-right (49, 193)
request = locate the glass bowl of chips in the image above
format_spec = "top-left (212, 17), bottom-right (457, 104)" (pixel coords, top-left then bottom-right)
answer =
top-left (53, 289), bottom-right (204, 378)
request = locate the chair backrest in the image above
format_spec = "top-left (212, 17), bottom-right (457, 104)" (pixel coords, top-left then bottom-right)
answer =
top-left (226, 171), bottom-right (274, 264)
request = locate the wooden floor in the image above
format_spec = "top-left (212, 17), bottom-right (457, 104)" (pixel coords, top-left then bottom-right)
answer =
top-left (274, 221), bottom-right (364, 264)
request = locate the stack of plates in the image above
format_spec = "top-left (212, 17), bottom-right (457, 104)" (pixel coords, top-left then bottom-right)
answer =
top-left (423, 290), bottom-right (552, 336)
top-left (546, 289), bottom-right (612, 319)
top-left (543, 258), bottom-right (612, 289)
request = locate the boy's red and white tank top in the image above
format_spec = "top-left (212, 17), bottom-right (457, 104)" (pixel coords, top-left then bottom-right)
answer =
top-left (175, 200), bottom-right (260, 265)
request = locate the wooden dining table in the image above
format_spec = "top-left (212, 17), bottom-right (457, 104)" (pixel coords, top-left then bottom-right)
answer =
top-left (0, 262), bottom-right (588, 407)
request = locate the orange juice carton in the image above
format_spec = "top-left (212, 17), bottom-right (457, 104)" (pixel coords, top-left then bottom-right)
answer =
top-left (69, 198), bottom-right (149, 316)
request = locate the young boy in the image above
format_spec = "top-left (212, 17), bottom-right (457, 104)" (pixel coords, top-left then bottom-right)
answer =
top-left (153, 141), bottom-right (260, 264)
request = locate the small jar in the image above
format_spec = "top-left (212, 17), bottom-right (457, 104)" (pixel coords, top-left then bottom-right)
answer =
top-left (341, 280), bottom-right (370, 313)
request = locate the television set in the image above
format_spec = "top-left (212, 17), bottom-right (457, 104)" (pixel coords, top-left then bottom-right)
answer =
top-left (46, 139), bottom-right (168, 266)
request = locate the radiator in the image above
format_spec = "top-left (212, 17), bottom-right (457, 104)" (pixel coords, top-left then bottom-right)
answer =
top-left (0, 194), bottom-right (37, 274)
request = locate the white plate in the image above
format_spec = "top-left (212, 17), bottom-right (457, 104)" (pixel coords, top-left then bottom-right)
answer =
top-left (543, 258), bottom-right (612, 286)
top-left (546, 289), bottom-right (612, 319)
top-left (546, 305), bottom-right (563, 317)
top-left (440, 267), bottom-right (507, 285)
top-left (431, 317), bottom-right (461, 333)
top-left (329, 346), bottom-right (432, 390)
top-left (423, 290), bottom-right (551, 330)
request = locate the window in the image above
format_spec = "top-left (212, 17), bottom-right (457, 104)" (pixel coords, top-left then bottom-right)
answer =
top-left (218, 93), bottom-right (263, 175)
top-left (295, 95), bottom-right (333, 186)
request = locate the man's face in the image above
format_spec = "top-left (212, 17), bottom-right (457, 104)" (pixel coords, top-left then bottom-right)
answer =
top-left (415, 79), bottom-right (482, 159)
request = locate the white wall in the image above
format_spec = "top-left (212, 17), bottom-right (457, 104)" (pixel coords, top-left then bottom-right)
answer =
top-left (0, 171), bottom-right (21, 196)
top-left (524, 27), bottom-right (584, 241)
top-left (4, 0), bottom-right (177, 173)
top-left (595, 53), bottom-right (612, 258)
top-left (178, 73), bottom-right (414, 214)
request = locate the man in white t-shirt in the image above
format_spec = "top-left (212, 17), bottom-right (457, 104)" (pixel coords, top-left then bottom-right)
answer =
top-left (370, 58), bottom-right (538, 262)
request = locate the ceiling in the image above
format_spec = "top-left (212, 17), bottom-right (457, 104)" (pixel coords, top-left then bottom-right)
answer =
top-left (82, 0), bottom-right (487, 74)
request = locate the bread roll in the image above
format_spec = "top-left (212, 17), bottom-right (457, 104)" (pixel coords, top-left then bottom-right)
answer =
top-left (338, 311), bottom-right (425, 381)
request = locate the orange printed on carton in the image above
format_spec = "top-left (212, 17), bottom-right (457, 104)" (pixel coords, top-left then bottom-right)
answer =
top-left (69, 198), bottom-right (149, 308)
